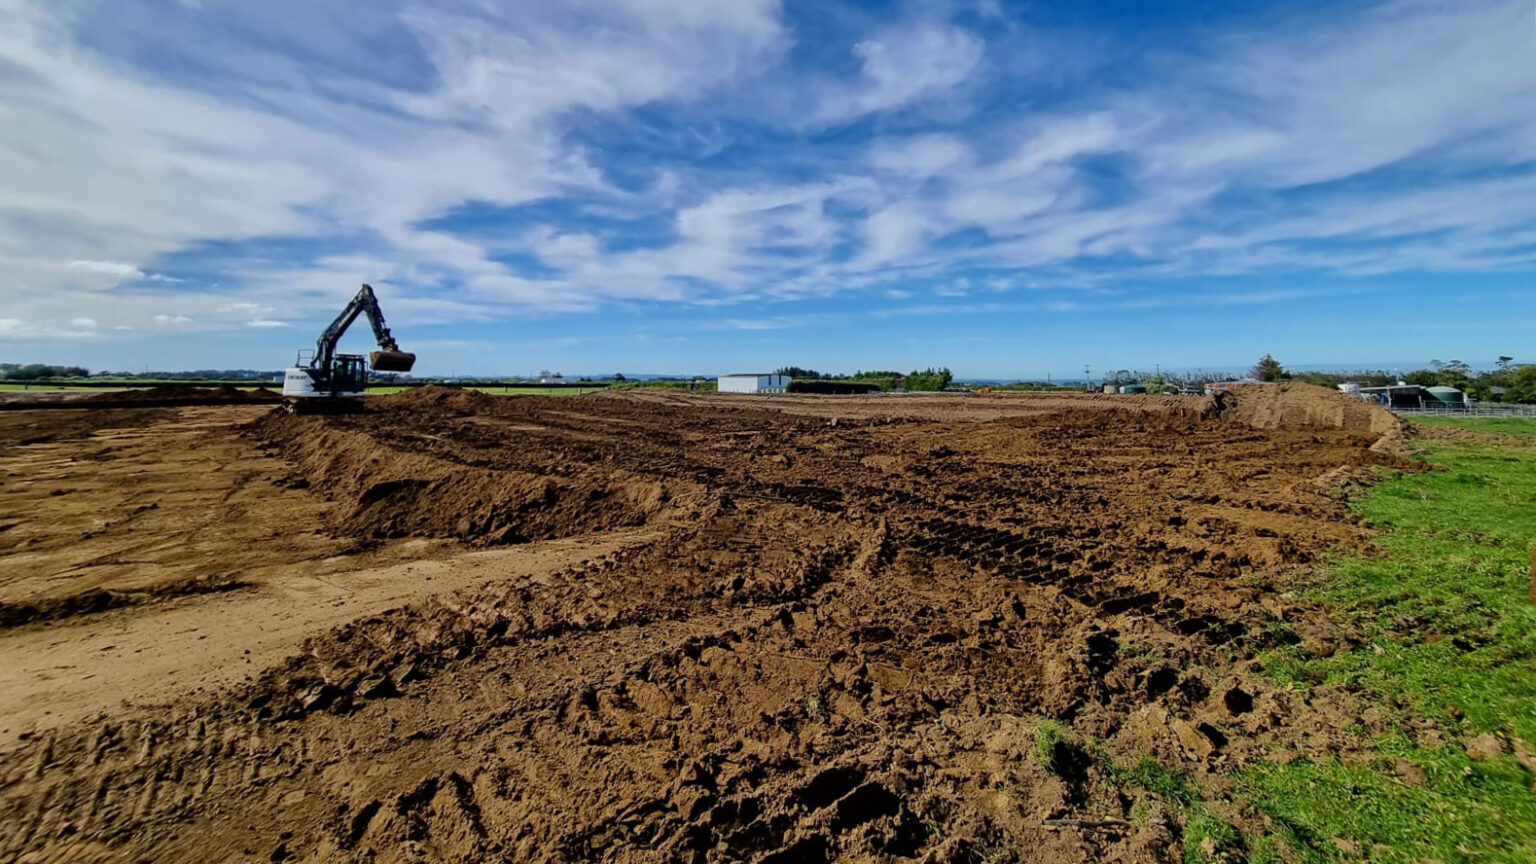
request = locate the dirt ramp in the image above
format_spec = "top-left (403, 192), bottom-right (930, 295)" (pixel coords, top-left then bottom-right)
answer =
top-left (1223, 382), bottom-right (1402, 439)
top-left (248, 410), bottom-right (679, 543)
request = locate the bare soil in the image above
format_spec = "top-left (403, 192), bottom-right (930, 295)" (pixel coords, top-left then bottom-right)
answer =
top-left (0, 385), bottom-right (1408, 863)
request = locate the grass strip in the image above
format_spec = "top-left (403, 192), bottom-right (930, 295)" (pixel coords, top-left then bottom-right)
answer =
top-left (1239, 418), bottom-right (1536, 863)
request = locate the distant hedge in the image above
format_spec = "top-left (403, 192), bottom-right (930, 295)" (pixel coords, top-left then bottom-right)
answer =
top-left (787, 380), bottom-right (882, 395)
top-left (905, 367), bottom-right (953, 392)
top-left (609, 379), bottom-right (717, 392)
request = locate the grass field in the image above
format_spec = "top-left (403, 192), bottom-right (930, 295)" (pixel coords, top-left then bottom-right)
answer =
top-left (1236, 417), bottom-right (1536, 862)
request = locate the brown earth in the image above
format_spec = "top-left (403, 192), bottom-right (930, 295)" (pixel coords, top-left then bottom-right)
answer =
top-left (0, 385), bottom-right (281, 410)
top-left (0, 385), bottom-right (1417, 863)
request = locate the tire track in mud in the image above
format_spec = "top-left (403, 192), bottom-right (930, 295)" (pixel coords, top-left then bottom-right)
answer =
top-left (0, 510), bottom-right (867, 863)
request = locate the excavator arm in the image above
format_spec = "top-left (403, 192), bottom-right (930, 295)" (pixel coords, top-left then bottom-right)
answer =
top-left (314, 284), bottom-right (416, 373)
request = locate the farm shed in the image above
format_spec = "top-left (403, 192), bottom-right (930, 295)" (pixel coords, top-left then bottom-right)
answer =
top-left (718, 374), bottom-right (789, 394)
top-left (1355, 384), bottom-right (1442, 410)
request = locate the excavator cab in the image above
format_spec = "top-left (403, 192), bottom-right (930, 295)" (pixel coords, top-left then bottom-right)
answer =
top-left (332, 355), bottom-right (369, 393)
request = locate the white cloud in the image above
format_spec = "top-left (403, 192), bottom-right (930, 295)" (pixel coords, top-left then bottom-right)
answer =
top-left (836, 0), bottom-right (1536, 279)
top-left (70, 317), bottom-right (97, 327)
top-left (246, 319), bottom-right (289, 328)
top-left (66, 260), bottom-right (145, 278)
top-left (813, 24), bottom-right (984, 123)
top-left (869, 134), bottom-right (970, 178)
top-left (0, 0), bottom-right (788, 332)
top-left (860, 201), bottom-right (933, 268)
top-left (714, 316), bottom-right (802, 331)
top-left (154, 314), bottom-right (193, 325)
top-left (0, 317), bottom-right (102, 341)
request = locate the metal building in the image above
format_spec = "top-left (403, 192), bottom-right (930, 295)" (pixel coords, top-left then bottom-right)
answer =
top-left (718, 373), bottom-right (790, 394)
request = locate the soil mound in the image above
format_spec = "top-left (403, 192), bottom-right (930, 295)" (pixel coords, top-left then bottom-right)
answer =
top-left (246, 409), bottom-right (679, 543)
top-left (1224, 382), bottom-right (1402, 440)
top-left (87, 385), bottom-right (281, 405)
top-left (382, 385), bottom-right (503, 414)
top-left (0, 385), bottom-right (281, 411)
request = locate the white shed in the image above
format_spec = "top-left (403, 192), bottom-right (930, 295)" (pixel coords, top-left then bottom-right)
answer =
top-left (718, 373), bottom-right (789, 394)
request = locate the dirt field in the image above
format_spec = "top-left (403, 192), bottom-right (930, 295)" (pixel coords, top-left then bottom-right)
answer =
top-left (0, 385), bottom-right (1406, 863)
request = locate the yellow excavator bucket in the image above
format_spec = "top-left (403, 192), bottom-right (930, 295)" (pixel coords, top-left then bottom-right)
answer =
top-left (369, 349), bottom-right (416, 372)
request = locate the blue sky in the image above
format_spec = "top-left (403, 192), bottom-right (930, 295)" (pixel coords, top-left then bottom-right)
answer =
top-left (1, 0), bottom-right (1533, 378)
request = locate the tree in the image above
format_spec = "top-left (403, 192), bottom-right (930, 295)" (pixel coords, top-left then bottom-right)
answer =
top-left (1250, 354), bottom-right (1285, 382)
top-left (0, 363), bottom-right (89, 380)
top-left (1438, 359), bottom-right (1470, 383)
top-left (1509, 365), bottom-right (1536, 404)
top-left (905, 367), bottom-right (953, 392)
top-left (613, 373), bottom-right (626, 382)
top-left (1497, 356), bottom-right (1514, 370)
top-left (775, 366), bottom-right (822, 379)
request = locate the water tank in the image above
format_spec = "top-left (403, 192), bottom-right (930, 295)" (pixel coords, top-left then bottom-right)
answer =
top-left (1425, 386), bottom-right (1464, 407)
top-left (1120, 384), bottom-right (1147, 394)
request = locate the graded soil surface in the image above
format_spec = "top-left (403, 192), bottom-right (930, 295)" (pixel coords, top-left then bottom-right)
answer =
top-left (0, 385), bottom-right (1407, 863)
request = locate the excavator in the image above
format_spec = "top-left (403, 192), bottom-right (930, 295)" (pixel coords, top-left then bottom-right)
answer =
top-left (281, 284), bottom-right (415, 408)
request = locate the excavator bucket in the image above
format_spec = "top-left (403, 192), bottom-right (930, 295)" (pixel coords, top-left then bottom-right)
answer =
top-left (369, 349), bottom-right (416, 372)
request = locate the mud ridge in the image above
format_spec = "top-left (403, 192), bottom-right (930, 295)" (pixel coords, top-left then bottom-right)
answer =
top-left (0, 573), bottom-right (251, 629)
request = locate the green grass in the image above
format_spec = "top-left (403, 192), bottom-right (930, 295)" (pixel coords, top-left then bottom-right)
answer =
top-left (1031, 718), bottom-right (1067, 773)
top-left (1237, 418), bottom-right (1536, 863)
top-left (1409, 416), bottom-right (1536, 439)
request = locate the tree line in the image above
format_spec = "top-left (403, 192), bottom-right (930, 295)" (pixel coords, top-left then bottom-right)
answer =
top-left (774, 366), bottom-right (953, 392)
top-left (0, 363), bottom-right (90, 380)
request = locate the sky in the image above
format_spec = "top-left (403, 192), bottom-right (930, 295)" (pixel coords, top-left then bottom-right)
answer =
top-left (1, 0), bottom-right (1533, 379)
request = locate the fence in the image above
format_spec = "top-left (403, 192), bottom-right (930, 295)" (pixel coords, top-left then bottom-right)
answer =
top-left (1390, 405), bottom-right (1536, 419)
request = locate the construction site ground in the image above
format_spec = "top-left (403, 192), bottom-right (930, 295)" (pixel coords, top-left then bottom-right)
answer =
top-left (0, 385), bottom-right (1447, 863)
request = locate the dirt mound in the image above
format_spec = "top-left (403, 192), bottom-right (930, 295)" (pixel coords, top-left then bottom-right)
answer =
top-left (1223, 382), bottom-right (1402, 440)
top-left (87, 384), bottom-right (280, 404)
top-left (246, 408), bottom-right (681, 543)
top-left (382, 384), bottom-right (505, 414)
top-left (0, 385), bottom-right (281, 411)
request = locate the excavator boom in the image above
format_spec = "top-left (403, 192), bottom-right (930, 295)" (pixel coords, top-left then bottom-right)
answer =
top-left (314, 284), bottom-right (416, 374)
